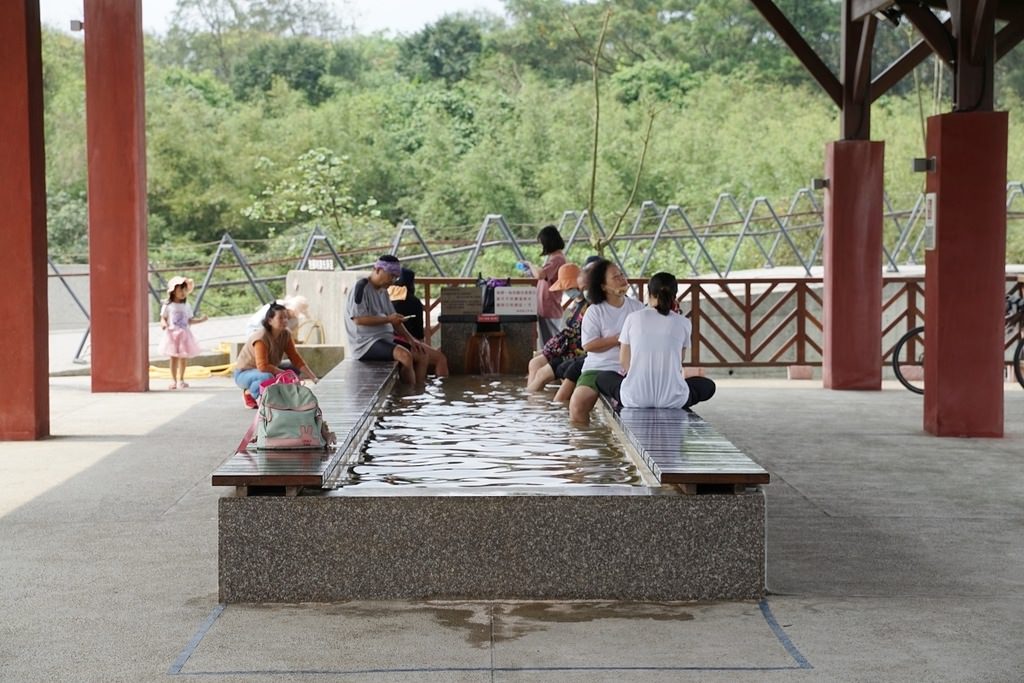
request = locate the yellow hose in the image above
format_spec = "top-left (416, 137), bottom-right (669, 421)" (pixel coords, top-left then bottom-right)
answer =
top-left (148, 363), bottom-right (235, 379)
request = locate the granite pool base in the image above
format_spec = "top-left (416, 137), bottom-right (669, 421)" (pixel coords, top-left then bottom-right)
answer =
top-left (218, 490), bottom-right (765, 602)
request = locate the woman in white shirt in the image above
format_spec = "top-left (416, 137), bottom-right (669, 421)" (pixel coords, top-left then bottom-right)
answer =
top-left (568, 259), bottom-right (644, 424)
top-left (595, 272), bottom-right (716, 411)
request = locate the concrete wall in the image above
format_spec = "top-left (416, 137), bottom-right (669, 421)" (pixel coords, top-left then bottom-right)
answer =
top-left (219, 490), bottom-right (765, 602)
top-left (286, 269), bottom-right (370, 359)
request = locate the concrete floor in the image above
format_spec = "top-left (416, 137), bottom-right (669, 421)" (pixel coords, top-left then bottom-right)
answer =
top-left (1, 376), bottom-right (1022, 682)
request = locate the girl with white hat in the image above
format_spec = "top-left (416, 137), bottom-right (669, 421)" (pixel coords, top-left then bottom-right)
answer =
top-left (159, 276), bottom-right (207, 390)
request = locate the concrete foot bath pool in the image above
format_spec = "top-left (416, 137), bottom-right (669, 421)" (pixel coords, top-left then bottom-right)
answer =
top-left (215, 362), bottom-right (768, 602)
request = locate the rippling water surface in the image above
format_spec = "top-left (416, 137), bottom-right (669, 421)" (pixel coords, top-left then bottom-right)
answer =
top-left (345, 377), bottom-right (640, 487)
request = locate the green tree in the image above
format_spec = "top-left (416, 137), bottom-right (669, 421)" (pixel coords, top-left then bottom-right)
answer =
top-left (165, 0), bottom-right (248, 78)
top-left (327, 42), bottom-right (368, 82)
top-left (494, 0), bottom-right (592, 82)
top-left (40, 29), bottom-right (89, 258)
top-left (40, 29), bottom-right (86, 192)
top-left (162, 66), bottom-right (235, 107)
top-left (611, 60), bottom-right (693, 104)
top-left (242, 148), bottom-right (382, 248)
top-left (163, 0), bottom-right (344, 78)
top-left (398, 15), bottom-right (485, 85)
top-left (145, 66), bottom-right (278, 244)
top-left (47, 191), bottom-right (89, 263)
top-left (232, 38), bottom-right (334, 104)
top-left (244, 0), bottom-right (346, 38)
top-left (37, 0), bottom-right (1024, 274)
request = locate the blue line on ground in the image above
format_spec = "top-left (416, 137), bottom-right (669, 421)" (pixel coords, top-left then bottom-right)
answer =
top-left (168, 604), bottom-right (226, 675)
top-left (173, 667), bottom-right (491, 677)
top-left (759, 599), bottom-right (813, 670)
top-left (167, 601), bottom-right (813, 676)
top-left (172, 665), bottom-right (803, 677)
top-left (499, 666), bottom-right (802, 672)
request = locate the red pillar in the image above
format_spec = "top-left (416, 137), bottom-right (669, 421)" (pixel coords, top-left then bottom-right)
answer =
top-left (0, 1), bottom-right (49, 440)
top-left (822, 140), bottom-right (885, 390)
top-left (924, 112), bottom-right (1007, 437)
top-left (84, 0), bottom-right (149, 392)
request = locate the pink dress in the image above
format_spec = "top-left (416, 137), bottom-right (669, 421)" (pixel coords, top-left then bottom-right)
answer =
top-left (159, 302), bottom-right (202, 358)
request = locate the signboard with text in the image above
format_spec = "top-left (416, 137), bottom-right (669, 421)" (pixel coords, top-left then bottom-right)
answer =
top-left (440, 287), bottom-right (482, 315)
top-left (494, 287), bottom-right (536, 316)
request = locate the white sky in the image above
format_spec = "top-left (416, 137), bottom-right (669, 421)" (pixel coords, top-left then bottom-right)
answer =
top-left (38, 0), bottom-right (507, 36)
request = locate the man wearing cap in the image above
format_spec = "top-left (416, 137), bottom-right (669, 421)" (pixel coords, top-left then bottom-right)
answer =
top-left (346, 255), bottom-right (448, 385)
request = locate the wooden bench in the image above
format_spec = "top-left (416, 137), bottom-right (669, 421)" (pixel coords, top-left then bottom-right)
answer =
top-left (605, 403), bottom-right (769, 493)
top-left (211, 361), bottom-right (396, 496)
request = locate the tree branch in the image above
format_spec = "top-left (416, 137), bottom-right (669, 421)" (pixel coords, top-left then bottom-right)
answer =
top-left (597, 107), bottom-right (658, 251)
top-left (587, 10), bottom-right (613, 231)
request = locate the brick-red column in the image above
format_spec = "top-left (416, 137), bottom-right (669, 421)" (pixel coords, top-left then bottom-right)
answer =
top-left (0, 1), bottom-right (49, 440)
top-left (822, 140), bottom-right (885, 390)
top-left (924, 112), bottom-right (1007, 437)
top-left (84, 0), bottom-right (149, 392)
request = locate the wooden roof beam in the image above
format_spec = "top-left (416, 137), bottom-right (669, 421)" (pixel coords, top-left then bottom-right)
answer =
top-left (921, 0), bottom-right (1021, 23)
top-left (971, 0), bottom-right (999, 64)
top-left (852, 14), bottom-right (878, 104)
top-left (949, 0), bottom-right (995, 112)
top-left (749, 0), bottom-right (843, 106)
top-left (841, 5), bottom-right (877, 140)
top-left (851, 0), bottom-right (897, 23)
top-left (898, 1), bottom-right (956, 65)
top-left (996, 8), bottom-right (1024, 61)
top-left (869, 34), bottom-right (935, 102)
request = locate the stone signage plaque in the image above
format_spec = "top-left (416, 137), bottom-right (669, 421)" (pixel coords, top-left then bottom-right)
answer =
top-left (440, 287), bottom-right (482, 315)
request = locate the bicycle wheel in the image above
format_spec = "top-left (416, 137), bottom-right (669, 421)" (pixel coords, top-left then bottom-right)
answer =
top-left (1014, 336), bottom-right (1024, 389)
top-left (892, 326), bottom-right (925, 395)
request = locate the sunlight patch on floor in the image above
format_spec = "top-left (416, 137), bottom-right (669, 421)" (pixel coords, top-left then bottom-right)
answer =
top-left (0, 381), bottom-right (217, 518)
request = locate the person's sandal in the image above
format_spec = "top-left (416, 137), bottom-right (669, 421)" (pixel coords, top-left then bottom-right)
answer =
top-left (169, 382), bottom-right (178, 390)
top-left (179, 381), bottom-right (190, 389)
top-left (242, 391), bottom-right (257, 409)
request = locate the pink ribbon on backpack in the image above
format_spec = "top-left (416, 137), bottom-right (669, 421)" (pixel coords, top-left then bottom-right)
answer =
top-left (258, 370), bottom-right (300, 391)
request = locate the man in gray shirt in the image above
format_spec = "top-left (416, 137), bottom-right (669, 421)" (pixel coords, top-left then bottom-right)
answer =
top-left (345, 255), bottom-right (448, 385)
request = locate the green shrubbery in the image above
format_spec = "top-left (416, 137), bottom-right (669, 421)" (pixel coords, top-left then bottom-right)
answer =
top-left (41, 1), bottom-right (1024, 312)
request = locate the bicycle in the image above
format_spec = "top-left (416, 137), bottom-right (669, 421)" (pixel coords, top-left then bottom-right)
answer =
top-left (892, 292), bottom-right (1024, 394)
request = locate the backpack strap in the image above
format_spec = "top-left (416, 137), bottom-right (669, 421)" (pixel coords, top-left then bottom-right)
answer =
top-left (353, 278), bottom-right (370, 305)
top-left (236, 411), bottom-right (259, 453)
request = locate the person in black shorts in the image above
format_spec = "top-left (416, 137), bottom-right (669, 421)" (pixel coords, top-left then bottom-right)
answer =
top-left (345, 255), bottom-right (448, 385)
top-left (526, 258), bottom-right (599, 400)
top-left (388, 268), bottom-right (425, 340)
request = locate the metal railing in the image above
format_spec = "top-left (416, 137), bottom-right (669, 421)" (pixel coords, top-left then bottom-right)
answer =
top-left (48, 183), bottom-right (1024, 362)
top-left (419, 275), bottom-right (1024, 370)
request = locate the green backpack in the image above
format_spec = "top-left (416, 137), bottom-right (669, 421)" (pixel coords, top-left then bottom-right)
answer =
top-left (256, 382), bottom-right (331, 449)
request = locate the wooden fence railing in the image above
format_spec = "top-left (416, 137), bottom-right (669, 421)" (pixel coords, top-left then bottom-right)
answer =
top-left (420, 275), bottom-right (1024, 368)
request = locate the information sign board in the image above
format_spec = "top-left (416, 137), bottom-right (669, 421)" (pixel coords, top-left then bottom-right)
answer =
top-left (440, 287), bottom-right (482, 315)
top-left (494, 287), bottom-right (536, 315)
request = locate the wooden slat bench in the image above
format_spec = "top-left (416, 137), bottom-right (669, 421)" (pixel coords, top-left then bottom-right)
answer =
top-left (607, 404), bottom-right (769, 492)
top-left (212, 361), bottom-right (397, 496)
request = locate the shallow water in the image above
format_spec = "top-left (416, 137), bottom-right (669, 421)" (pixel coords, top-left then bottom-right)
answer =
top-left (343, 376), bottom-right (641, 487)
